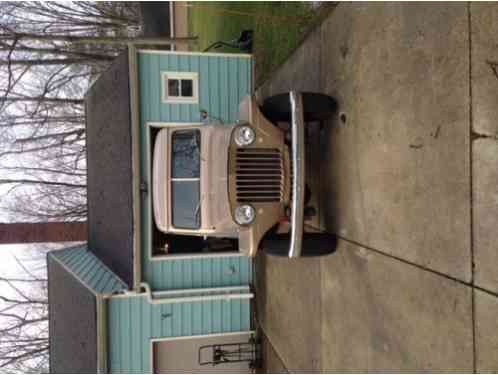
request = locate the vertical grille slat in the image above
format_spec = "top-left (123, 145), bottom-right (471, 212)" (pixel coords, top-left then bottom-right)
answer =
top-left (236, 148), bottom-right (283, 203)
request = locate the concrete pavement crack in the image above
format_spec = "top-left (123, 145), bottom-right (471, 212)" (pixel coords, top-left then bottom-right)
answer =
top-left (468, 2), bottom-right (477, 372)
top-left (335, 234), bottom-right (498, 300)
top-left (257, 324), bottom-right (290, 373)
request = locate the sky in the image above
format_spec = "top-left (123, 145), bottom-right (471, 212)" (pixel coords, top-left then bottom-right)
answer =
top-left (0, 243), bottom-right (48, 299)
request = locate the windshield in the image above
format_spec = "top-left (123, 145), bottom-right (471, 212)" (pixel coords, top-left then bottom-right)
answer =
top-left (171, 130), bottom-right (201, 229)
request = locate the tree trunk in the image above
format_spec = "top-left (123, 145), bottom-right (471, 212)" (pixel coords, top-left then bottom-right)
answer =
top-left (0, 33), bottom-right (198, 46)
top-left (0, 97), bottom-right (84, 104)
top-left (0, 58), bottom-right (94, 66)
top-left (0, 222), bottom-right (87, 244)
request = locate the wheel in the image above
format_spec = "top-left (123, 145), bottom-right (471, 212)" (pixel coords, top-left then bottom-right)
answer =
top-left (261, 92), bottom-right (337, 123)
top-left (260, 232), bottom-right (337, 257)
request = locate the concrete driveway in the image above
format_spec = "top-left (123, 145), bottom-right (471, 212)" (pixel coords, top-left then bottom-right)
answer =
top-left (255, 3), bottom-right (498, 372)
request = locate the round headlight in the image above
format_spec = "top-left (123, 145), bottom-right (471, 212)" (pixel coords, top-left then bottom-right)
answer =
top-left (234, 204), bottom-right (256, 225)
top-left (234, 125), bottom-right (255, 147)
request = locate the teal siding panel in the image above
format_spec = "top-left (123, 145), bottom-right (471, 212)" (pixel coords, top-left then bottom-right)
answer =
top-left (183, 260), bottom-right (192, 289)
top-left (231, 298), bottom-right (241, 333)
top-left (165, 261), bottom-right (173, 290)
top-left (63, 247), bottom-right (86, 269)
top-left (151, 301), bottom-right (162, 339)
top-left (160, 304), bottom-right (172, 337)
top-left (122, 298), bottom-right (132, 373)
top-left (203, 300), bottom-right (213, 335)
top-left (173, 260), bottom-right (182, 289)
top-left (94, 266), bottom-right (112, 293)
top-left (182, 302), bottom-right (192, 336)
top-left (209, 56), bottom-right (220, 119)
top-left (239, 58), bottom-right (250, 104)
top-left (222, 258), bottom-right (231, 287)
top-left (146, 256), bottom-right (252, 291)
top-left (108, 298), bottom-right (121, 373)
top-left (222, 299), bottom-right (231, 332)
top-left (141, 300), bottom-right (151, 374)
top-left (131, 298), bottom-right (142, 373)
top-left (212, 299), bottom-right (222, 332)
top-left (151, 262), bottom-right (162, 293)
top-left (166, 54), bottom-right (178, 122)
top-left (70, 249), bottom-right (92, 275)
top-left (192, 259), bottom-right (202, 288)
top-left (179, 55), bottom-right (191, 121)
top-left (228, 58), bottom-right (239, 122)
top-left (241, 299), bottom-right (250, 331)
top-left (189, 55), bottom-right (200, 122)
top-left (50, 246), bottom-right (127, 295)
top-left (199, 57), bottom-right (210, 120)
top-left (81, 256), bottom-right (101, 288)
top-left (172, 303), bottom-right (182, 337)
top-left (88, 258), bottom-right (105, 289)
top-left (107, 295), bottom-right (252, 373)
top-left (219, 57), bottom-right (229, 123)
top-left (202, 258), bottom-right (212, 288)
top-left (74, 255), bottom-right (96, 288)
top-left (192, 302), bottom-right (202, 336)
top-left (212, 258), bottom-right (221, 286)
top-left (151, 54), bottom-right (161, 125)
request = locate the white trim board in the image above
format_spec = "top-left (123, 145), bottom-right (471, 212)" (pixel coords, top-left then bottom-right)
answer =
top-left (150, 251), bottom-right (245, 261)
top-left (153, 286), bottom-right (251, 297)
top-left (106, 284), bottom-right (253, 304)
top-left (151, 330), bottom-right (256, 344)
top-left (147, 122), bottom-right (203, 128)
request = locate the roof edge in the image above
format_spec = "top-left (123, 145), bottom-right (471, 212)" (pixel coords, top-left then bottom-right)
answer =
top-left (128, 44), bottom-right (142, 292)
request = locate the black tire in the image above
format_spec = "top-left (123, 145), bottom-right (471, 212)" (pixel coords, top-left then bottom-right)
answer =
top-left (261, 232), bottom-right (337, 257)
top-left (261, 92), bottom-right (337, 123)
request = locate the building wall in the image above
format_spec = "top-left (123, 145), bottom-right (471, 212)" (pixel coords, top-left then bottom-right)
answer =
top-left (144, 256), bottom-right (253, 291)
top-left (137, 50), bottom-right (254, 292)
top-left (107, 295), bottom-right (252, 373)
top-left (137, 50), bottom-right (252, 124)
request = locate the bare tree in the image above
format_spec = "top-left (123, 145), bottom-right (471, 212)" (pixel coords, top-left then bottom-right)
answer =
top-left (0, 2), bottom-right (133, 222)
top-left (0, 3), bottom-right (143, 372)
top-left (0, 245), bottom-right (52, 373)
top-left (0, 2), bottom-right (197, 223)
top-left (0, 3), bottom-right (199, 370)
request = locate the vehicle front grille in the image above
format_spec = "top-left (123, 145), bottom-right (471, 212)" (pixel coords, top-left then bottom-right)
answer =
top-left (236, 148), bottom-right (283, 203)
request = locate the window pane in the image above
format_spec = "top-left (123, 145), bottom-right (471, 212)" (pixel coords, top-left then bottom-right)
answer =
top-left (168, 79), bottom-right (180, 97)
top-left (181, 79), bottom-right (193, 97)
top-left (171, 130), bottom-right (200, 178)
top-left (172, 181), bottom-right (200, 229)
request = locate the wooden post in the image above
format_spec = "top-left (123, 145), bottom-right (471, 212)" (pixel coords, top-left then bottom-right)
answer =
top-left (0, 222), bottom-right (87, 244)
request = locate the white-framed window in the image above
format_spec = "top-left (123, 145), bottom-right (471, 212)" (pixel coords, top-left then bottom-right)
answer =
top-left (161, 71), bottom-right (199, 104)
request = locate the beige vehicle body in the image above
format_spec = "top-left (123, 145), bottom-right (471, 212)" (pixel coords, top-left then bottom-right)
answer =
top-left (153, 95), bottom-right (294, 257)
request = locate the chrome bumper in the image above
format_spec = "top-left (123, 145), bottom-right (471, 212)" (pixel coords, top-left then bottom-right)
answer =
top-left (288, 91), bottom-right (305, 258)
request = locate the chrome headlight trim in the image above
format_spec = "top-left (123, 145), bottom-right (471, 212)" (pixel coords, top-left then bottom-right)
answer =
top-left (234, 204), bottom-right (256, 225)
top-left (234, 125), bottom-right (255, 147)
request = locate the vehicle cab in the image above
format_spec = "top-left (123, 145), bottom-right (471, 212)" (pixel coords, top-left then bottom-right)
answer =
top-left (153, 92), bottom-right (337, 258)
